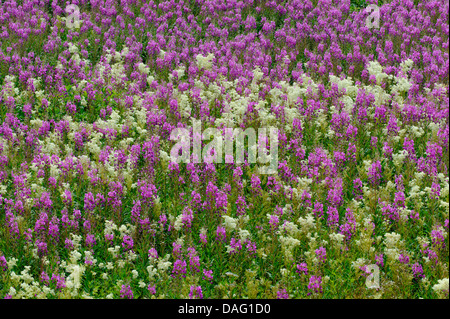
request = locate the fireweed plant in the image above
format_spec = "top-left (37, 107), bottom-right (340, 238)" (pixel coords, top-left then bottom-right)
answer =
top-left (0, 0), bottom-right (448, 299)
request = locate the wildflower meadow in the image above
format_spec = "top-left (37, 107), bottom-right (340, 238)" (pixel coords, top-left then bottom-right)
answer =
top-left (0, 0), bottom-right (448, 300)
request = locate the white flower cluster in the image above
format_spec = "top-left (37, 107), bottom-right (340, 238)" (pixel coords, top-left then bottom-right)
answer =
top-left (239, 229), bottom-right (251, 241)
top-left (157, 254), bottom-right (172, 273)
top-left (252, 67), bottom-right (264, 83)
top-left (432, 278), bottom-right (449, 299)
top-left (64, 263), bottom-right (85, 296)
top-left (138, 62), bottom-right (150, 74)
top-left (392, 150), bottom-right (408, 167)
top-left (169, 65), bottom-right (186, 81)
top-left (329, 74), bottom-right (358, 97)
top-left (195, 53), bottom-right (215, 70)
top-left (367, 60), bottom-right (390, 85)
top-left (1, 75), bottom-right (20, 99)
top-left (223, 215), bottom-right (238, 232)
top-left (297, 213), bottom-right (316, 234)
top-left (278, 221), bottom-right (300, 237)
top-left (329, 232), bottom-right (345, 249)
top-left (174, 91), bottom-right (192, 118)
top-left (351, 257), bottom-right (370, 270)
top-left (400, 58), bottom-right (414, 73)
top-left (173, 213), bottom-right (185, 231)
top-left (384, 232), bottom-right (403, 262)
top-left (278, 235), bottom-right (300, 259)
top-left (9, 266), bottom-right (53, 298)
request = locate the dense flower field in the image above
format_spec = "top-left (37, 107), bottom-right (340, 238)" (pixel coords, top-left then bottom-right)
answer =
top-left (0, 0), bottom-right (448, 299)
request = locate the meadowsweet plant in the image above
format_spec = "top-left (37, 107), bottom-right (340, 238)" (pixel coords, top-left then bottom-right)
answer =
top-left (0, 0), bottom-right (448, 300)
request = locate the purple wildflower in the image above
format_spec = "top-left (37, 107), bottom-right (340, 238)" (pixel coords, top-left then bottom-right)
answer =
top-left (120, 285), bottom-right (134, 299)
